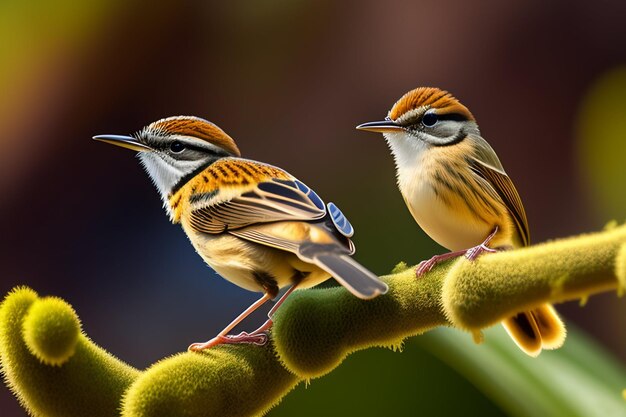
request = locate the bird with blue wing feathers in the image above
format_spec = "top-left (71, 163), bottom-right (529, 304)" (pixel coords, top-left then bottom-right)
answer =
top-left (94, 116), bottom-right (387, 351)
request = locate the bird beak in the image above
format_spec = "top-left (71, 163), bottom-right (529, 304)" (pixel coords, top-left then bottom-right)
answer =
top-left (355, 120), bottom-right (405, 133)
top-left (92, 134), bottom-right (152, 152)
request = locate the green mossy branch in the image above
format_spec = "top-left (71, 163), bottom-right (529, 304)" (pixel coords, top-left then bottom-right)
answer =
top-left (0, 288), bottom-right (139, 417)
top-left (1, 224), bottom-right (625, 417)
top-left (444, 223), bottom-right (626, 330)
top-left (122, 344), bottom-right (297, 417)
top-left (273, 223), bottom-right (626, 378)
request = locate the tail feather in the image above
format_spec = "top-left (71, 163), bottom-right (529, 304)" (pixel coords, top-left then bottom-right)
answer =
top-left (312, 253), bottom-right (388, 299)
top-left (531, 304), bottom-right (566, 350)
top-left (502, 304), bottom-right (566, 356)
top-left (502, 311), bottom-right (542, 357)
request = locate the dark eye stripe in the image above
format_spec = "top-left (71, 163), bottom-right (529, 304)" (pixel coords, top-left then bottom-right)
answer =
top-left (436, 113), bottom-right (468, 122)
top-left (159, 141), bottom-right (227, 157)
top-left (400, 112), bottom-right (468, 129)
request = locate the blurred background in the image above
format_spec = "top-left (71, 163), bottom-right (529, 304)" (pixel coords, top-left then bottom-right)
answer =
top-left (1, 0), bottom-right (625, 415)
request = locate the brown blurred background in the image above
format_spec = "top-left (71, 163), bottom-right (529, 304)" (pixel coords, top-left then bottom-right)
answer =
top-left (1, 1), bottom-right (625, 415)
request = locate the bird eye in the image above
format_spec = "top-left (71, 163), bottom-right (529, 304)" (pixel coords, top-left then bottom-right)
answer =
top-left (422, 112), bottom-right (438, 127)
top-left (170, 141), bottom-right (185, 153)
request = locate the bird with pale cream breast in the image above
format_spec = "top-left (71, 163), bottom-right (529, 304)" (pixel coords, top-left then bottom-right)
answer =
top-left (357, 87), bottom-right (565, 356)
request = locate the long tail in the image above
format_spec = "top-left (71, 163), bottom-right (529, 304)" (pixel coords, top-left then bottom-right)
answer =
top-left (311, 252), bottom-right (388, 299)
top-left (501, 304), bottom-right (566, 357)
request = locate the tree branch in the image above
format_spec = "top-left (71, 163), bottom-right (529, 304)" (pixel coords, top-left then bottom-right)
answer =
top-left (1, 224), bottom-right (624, 416)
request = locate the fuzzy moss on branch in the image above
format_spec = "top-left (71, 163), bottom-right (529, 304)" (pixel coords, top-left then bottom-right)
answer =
top-left (1, 224), bottom-right (625, 417)
top-left (122, 345), bottom-right (297, 417)
top-left (443, 224), bottom-right (626, 330)
top-left (273, 224), bottom-right (626, 378)
top-left (0, 288), bottom-right (140, 417)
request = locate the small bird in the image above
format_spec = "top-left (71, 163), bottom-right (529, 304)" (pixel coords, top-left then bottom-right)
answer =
top-left (357, 87), bottom-right (565, 356)
top-left (94, 116), bottom-right (387, 351)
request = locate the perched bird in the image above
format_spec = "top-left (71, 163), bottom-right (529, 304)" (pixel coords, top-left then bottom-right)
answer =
top-left (356, 87), bottom-right (565, 356)
top-left (94, 116), bottom-right (387, 351)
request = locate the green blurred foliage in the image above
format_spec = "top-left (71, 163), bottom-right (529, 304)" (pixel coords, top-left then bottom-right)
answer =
top-left (577, 67), bottom-right (626, 220)
top-left (0, 0), bottom-right (111, 116)
top-left (424, 327), bottom-right (626, 417)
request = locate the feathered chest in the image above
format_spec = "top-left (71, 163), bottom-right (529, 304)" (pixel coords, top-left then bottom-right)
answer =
top-left (386, 135), bottom-right (509, 250)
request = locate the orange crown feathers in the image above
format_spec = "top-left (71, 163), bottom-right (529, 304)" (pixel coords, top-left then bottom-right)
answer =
top-left (147, 116), bottom-right (241, 157)
top-left (389, 87), bottom-right (475, 122)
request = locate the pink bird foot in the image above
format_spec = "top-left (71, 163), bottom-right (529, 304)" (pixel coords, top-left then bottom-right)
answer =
top-left (188, 330), bottom-right (269, 352)
top-left (464, 243), bottom-right (497, 261)
top-left (415, 227), bottom-right (500, 277)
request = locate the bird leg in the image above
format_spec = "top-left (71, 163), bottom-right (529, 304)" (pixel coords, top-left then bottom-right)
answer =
top-left (416, 227), bottom-right (499, 277)
top-left (188, 284), bottom-right (300, 352)
top-left (234, 283), bottom-right (300, 337)
top-left (188, 293), bottom-right (271, 351)
top-left (464, 228), bottom-right (499, 261)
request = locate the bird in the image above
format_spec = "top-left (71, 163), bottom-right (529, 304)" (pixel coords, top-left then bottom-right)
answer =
top-left (93, 116), bottom-right (388, 351)
top-left (356, 87), bottom-right (565, 356)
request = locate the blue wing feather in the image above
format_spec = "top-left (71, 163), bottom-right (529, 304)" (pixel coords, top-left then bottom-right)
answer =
top-left (295, 180), bottom-right (325, 211)
top-left (327, 202), bottom-right (354, 237)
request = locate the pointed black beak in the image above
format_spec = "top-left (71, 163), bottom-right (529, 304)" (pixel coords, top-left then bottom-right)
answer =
top-left (355, 120), bottom-right (405, 133)
top-left (92, 135), bottom-right (152, 152)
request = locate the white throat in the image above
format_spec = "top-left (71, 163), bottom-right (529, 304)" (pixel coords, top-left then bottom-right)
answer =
top-left (137, 152), bottom-right (206, 217)
top-left (383, 131), bottom-right (430, 194)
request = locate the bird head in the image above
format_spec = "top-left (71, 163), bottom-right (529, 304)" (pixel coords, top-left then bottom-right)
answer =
top-left (93, 116), bottom-right (240, 203)
top-left (356, 87), bottom-right (479, 149)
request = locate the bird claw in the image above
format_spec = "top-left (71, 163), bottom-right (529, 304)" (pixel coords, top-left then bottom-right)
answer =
top-left (415, 237), bottom-right (500, 278)
top-left (188, 332), bottom-right (269, 352)
top-left (465, 244), bottom-right (497, 261)
top-left (415, 259), bottom-right (436, 277)
top-left (223, 332), bottom-right (268, 346)
top-left (415, 251), bottom-right (465, 277)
